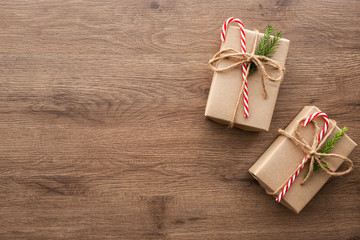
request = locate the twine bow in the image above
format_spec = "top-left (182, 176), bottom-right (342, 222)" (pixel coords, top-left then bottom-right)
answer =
top-left (208, 30), bottom-right (285, 127)
top-left (267, 118), bottom-right (354, 197)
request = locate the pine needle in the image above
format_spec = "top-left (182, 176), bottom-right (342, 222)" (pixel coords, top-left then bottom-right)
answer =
top-left (249, 25), bottom-right (282, 74)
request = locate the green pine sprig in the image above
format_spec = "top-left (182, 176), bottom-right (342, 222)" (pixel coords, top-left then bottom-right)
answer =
top-left (320, 127), bottom-right (348, 154)
top-left (249, 25), bottom-right (282, 74)
top-left (304, 127), bottom-right (348, 178)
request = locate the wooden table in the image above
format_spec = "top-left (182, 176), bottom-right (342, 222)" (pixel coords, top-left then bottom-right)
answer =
top-left (1, 1), bottom-right (359, 239)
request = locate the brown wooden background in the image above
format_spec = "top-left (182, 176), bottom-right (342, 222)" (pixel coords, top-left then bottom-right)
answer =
top-left (0, 0), bottom-right (359, 239)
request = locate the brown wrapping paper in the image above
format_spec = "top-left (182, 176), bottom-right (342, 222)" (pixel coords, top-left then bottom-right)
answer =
top-left (249, 106), bottom-right (357, 213)
top-left (205, 26), bottom-right (290, 131)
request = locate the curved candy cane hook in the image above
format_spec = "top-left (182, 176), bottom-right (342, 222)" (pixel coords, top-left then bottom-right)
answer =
top-left (302, 112), bottom-right (330, 142)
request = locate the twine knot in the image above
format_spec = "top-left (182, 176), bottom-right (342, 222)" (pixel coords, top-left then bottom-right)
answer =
top-left (309, 150), bottom-right (317, 155)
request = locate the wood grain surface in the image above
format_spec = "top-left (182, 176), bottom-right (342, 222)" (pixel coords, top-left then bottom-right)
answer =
top-left (0, 0), bottom-right (359, 239)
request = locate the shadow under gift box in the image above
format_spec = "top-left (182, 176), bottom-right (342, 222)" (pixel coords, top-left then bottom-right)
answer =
top-left (249, 106), bottom-right (357, 213)
top-left (205, 26), bottom-right (290, 131)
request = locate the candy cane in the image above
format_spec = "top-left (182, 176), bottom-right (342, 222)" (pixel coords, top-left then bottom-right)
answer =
top-left (221, 17), bottom-right (249, 117)
top-left (302, 112), bottom-right (329, 142)
top-left (276, 156), bottom-right (307, 202)
top-left (276, 112), bottom-right (330, 202)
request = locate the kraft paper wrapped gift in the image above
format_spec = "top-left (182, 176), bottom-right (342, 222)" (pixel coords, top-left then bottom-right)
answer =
top-left (205, 26), bottom-right (290, 131)
top-left (249, 106), bottom-right (357, 213)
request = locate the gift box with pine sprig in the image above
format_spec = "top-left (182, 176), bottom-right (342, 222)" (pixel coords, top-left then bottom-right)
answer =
top-left (249, 106), bottom-right (356, 213)
top-left (206, 22), bottom-right (290, 131)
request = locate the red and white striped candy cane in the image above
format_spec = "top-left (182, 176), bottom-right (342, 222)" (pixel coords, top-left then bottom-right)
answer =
top-left (302, 111), bottom-right (329, 142)
top-left (276, 112), bottom-right (330, 202)
top-left (220, 17), bottom-right (249, 117)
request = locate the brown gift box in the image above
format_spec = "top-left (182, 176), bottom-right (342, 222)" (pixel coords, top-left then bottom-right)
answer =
top-left (249, 106), bottom-right (357, 213)
top-left (205, 26), bottom-right (290, 131)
